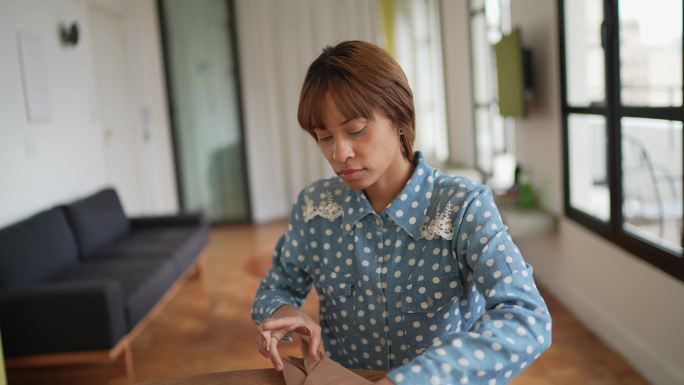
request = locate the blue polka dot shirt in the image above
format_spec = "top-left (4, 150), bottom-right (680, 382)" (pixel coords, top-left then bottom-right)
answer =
top-left (252, 151), bottom-right (552, 385)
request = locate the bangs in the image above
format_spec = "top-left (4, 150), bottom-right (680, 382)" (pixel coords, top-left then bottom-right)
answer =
top-left (298, 73), bottom-right (376, 134)
top-left (297, 41), bottom-right (415, 161)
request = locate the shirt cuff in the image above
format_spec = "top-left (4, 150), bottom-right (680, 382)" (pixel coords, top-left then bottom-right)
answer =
top-left (252, 296), bottom-right (297, 325)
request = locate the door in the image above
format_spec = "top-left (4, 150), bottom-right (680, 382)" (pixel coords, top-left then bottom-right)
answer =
top-left (160, 0), bottom-right (250, 222)
top-left (89, 4), bottom-right (144, 214)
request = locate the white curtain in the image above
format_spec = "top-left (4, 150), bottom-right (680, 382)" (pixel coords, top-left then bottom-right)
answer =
top-left (235, 0), bottom-right (381, 222)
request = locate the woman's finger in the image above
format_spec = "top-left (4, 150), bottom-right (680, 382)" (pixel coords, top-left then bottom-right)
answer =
top-left (257, 338), bottom-right (269, 358)
top-left (257, 333), bottom-right (271, 358)
top-left (268, 336), bottom-right (284, 371)
top-left (308, 326), bottom-right (321, 360)
top-left (269, 323), bottom-right (300, 344)
top-left (258, 328), bottom-right (272, 350)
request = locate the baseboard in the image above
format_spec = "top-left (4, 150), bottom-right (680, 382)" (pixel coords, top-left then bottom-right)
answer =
top-left (538, 277), bottom-right (683, 385)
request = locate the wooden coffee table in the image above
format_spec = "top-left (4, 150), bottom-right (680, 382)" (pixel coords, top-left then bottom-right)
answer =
top-left (135, 368), bottom-right (387, 385)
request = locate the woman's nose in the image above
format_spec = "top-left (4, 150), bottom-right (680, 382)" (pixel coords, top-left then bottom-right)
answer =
top-left (333, 138), bottom-right (355, 162)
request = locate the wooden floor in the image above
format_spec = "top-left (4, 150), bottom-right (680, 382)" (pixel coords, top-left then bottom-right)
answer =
top-left (7, 222), bottom-right (651, 385)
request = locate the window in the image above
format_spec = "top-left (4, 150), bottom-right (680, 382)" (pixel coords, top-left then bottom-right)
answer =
top-left (560, 0), bottom-right (684, 281)
top-left (469, 0), bottom-right (515, 190)
top-left (384, 0), bottom-right (449, 164)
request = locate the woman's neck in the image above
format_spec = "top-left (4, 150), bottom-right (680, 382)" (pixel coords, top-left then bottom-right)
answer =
top-left (364, 157), bottom-right (415, 214)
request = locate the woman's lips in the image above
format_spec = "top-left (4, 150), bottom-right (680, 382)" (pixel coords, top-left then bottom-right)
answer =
top-left (338, 168), bottom-right (365, 181)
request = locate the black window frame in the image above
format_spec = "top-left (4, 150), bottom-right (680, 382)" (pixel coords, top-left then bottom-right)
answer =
top-left (559, 0), bottom-right (684, 282)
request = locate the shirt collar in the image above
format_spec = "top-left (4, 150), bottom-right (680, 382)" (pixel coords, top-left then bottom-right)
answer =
top-left (341, 151), bottom-right (434, 240)
top-left (341, 188), bottom-right (374, 234)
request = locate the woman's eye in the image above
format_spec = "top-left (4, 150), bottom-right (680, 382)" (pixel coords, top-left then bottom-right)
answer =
top-left (351, 126), bottom-right (367, 136)
top-left (317, 136), bottom-right (333, 143)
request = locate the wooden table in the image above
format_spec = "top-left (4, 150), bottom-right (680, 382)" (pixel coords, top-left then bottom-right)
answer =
top-left (136, 368), bottom-right (387, 385)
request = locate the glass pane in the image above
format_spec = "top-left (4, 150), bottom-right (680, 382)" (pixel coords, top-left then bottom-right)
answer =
top-left (470, 0), bottom-right (485, 11)
top-left (622, 118), bottom-right (683, 254)
top-left (471, 13), bottom-right (492, 104)
top-left (476, 107), bottom-right (493, 174)
top-left (485, 0), bottom-right (501, 29)
top-left (403, 0), bottom-right (449, 163)
top-left (568, 114), bottom-right (610, 221)
top-left (162, 0), bottom-right (249, 222)
top-left (619, 0), bottom-right (683, 106)
top-left (491, 107), bottom-right (506, 154)
top-left (564, 0), bottom-right (605, 107)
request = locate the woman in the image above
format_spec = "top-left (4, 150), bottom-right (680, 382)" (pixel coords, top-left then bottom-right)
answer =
top-left (252, 40), bottom-right (551, 385)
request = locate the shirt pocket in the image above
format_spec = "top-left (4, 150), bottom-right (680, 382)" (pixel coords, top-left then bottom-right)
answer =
top-left (320, 279), bottom-right (358, 341)
top-left (401, 272), bottom-right (461, 313)
top-left (399, 272), bottom-right (463, 349)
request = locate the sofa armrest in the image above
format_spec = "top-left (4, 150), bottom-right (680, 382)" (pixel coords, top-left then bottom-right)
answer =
top-left (0, 279), bottom-right (127, 356)
top-left (129, 212), bottom-right (207, 229)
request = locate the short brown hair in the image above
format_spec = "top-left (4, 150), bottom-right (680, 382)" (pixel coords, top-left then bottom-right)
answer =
top-left (297, 40), bottom-right (415, 162)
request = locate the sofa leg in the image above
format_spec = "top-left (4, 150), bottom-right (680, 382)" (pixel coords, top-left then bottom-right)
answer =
top-left (118, 345), bottom-right (135, 382)
top-left (191, 262), bottom-right (201, 278)
top-left (192, 254), bottom-right (208, 280)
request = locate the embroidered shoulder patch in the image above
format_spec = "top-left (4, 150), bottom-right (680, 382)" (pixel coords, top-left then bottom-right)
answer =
top-left (302, 192), bottom-right (343, 222)
top-left (420, 201), bottom-right (457, 240)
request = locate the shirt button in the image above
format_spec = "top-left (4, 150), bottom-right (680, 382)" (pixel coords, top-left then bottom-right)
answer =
top-left (376, 294), bottom-right (383, 303)
top-left (375, 217), bottom-right (383, 227)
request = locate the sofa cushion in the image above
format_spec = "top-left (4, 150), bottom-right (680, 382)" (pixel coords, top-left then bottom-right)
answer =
top-left (89, 226), bottom-right (208, 277)
top-left (53, 259), bottom-right (177, 328)
top-left (0, 279), bottom-right (127, 355)
top-left (0, 208), bottom-right (78, 289)
top-left (63, 188), bottom-right (130, 258)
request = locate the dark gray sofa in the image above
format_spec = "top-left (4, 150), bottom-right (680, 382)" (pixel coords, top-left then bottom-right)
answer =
top-left (0, 188), bottom-right (208, 361)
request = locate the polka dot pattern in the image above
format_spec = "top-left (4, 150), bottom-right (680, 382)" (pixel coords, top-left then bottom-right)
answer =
top-left (251, 151), bottom-right (552, 384)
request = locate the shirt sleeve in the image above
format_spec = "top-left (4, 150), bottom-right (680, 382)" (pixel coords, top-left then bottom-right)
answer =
top-left (387, 185), bottom-right (552, 385)
top-left (251, 189), bottom-right (313, 325)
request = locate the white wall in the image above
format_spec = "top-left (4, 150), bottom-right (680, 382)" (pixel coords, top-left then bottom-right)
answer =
top-left (509, 1), bottom-right (684, 384)
top-left (0, 0), bottom-right (177, 228)
top-left (235, 0), bottom-right (380, 223)
top-left (520, 220), bottom-right (684, 385)
top-left (0, 0), bottom-right (102, 227)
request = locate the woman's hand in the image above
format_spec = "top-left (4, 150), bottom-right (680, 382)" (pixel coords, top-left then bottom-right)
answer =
top-left (257, 304), bottom-right (322, 371)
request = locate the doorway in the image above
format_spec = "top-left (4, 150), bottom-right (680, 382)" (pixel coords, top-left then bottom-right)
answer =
top-left (158, 0), bottom-right (250, 222)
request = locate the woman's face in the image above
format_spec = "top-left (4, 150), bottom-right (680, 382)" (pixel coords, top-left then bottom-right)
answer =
top-left (313, 94), bottom-right (406, 190)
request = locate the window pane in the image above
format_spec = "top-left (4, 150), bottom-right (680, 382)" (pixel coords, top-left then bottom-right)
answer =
top-left (470, 0), bottom-right (485, 11)
top-left (564, 0), bottom-right (605, 107)
top-left (619, 0), bottom-right (683, 107)
top-left (492, 107), bottom-right (506, 154)
top-left (569, 114), bottom-right (610, 221)
top-left (622, 118), bottom-right (683, 254)
top-left (476, 106), bottom-right (493, 174)
top-left (471, 13), bottom-right (492, 105)
top-left (485, 0), bottom-right (501, 30)
top-left (472, 0), bottom-right (514, 180)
